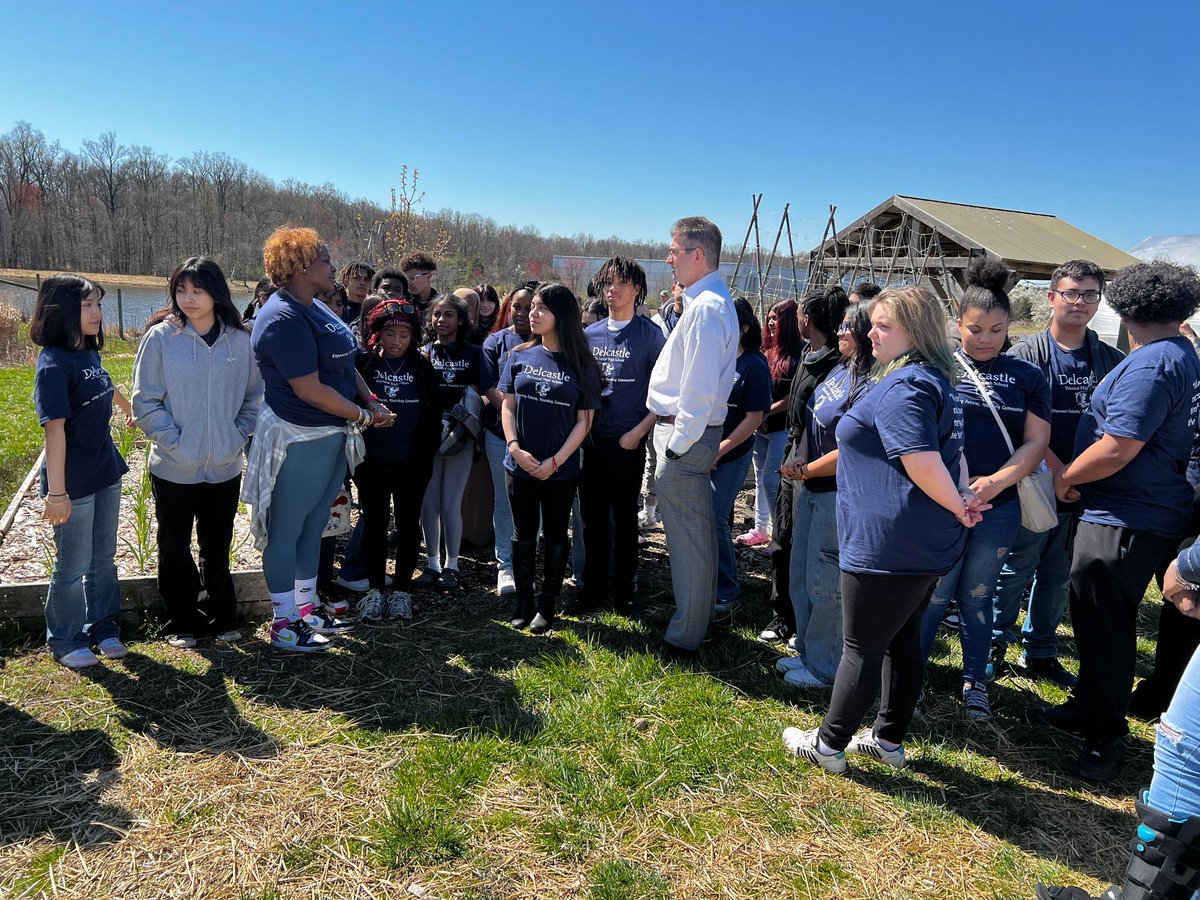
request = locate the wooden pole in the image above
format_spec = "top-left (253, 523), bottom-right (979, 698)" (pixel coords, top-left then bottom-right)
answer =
top-left (728, 193), bottom-right (762, 297)
top-left (116, 288), bottom-right (125, 340)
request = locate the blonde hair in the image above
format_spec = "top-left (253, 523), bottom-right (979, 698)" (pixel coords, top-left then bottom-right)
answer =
top-left (869, 287), bottom-right (956, 381)
top-left (262, 226), bottom-right (324, 286)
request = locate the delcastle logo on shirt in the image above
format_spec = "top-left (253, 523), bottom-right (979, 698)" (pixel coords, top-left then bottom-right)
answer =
top-left (1057, 371), bottom-right (1097, 411)
top-left (375, 369), bottom-right (416, 400)
top-left (592, 344), bottom-right (632, 380)
top-left (432, 356), bottom-right (472, 383)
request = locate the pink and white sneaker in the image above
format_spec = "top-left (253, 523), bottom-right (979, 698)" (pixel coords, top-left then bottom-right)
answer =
top-left (270, 618), bottom-right (330, 652)
top-left (734, 527), bottom-right (770, 548)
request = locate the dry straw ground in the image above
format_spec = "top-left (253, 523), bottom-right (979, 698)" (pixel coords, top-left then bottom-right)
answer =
top-left (0, 500), bottom-right (1164, 900)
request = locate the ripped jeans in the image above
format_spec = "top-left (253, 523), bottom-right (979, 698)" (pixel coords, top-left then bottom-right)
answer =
top-left (920, 499), bottom-right (1021, 685)
top-left (1149, 644), bottom-right (1200, 819)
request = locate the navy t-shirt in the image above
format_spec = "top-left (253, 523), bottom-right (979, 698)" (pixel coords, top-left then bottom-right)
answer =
top-left (423, 340), bottom-right (481, 413)
top-left (251, 292), bottom-right (358, 426)
top-left (1046, 340), bottom-right (1096, 465)
top-left (586, 316), bottom-right (667, 439)
top-left (804, 362), bottom-right (854, 493)
top-left (1075, 336), bottom-right (1200, 537)
top-left (499, 345), bottom-right (600, 481)
top-left (34, 347), bottom-right (129, 499)
top-left (361, 355), bottom-right (421, 467)
top-left (836, 363), bottom-right (966, 576)
top-left (719, 351), bottom-right (772, 466)
top-left (955, 353), bottom-right (1051, 506)
top-left (481, 329), bottom-right (526, 438)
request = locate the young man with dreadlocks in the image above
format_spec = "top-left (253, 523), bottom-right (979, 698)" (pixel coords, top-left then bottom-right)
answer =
top-left (573, 257), bottom-right (666, 615)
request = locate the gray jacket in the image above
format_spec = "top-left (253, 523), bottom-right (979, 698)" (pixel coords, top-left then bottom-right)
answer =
top-left (132, 318), bottom-right (263, 484)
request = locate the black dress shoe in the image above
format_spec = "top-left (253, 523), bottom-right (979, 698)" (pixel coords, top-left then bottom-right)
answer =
top-left (1076, 737), bottom-right (1125, 783)
top-left (1017, 654), bottom-right (1079, 689)
top-left (1025, 702), bottom-right (1088, 735)
top-left (655, 640), bottom-right (696, 663)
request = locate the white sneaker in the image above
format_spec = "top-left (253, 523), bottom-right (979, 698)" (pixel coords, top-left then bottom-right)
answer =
top-left (58, 647), bottom-right (99, 669)
top-left (497, 570), bottom-right (516, 596)
top-left (638, 507), bottom-right (658, 530)
top-left (782, 727), bottom-right (846, 774)
top-left (270, 618), bottom-right (329, 651)
top-left (358, 589), bottom-right (386, 623)
top-left (215, 630), bottom-right (242, 643)
top-left (166, 634), bottom-right (197, 649)
top-left (301, 604), bottom-right (353, 635)
top-left (775, 656), bottom-right (810, 674)
top-left (846, 730), bottom-right (907, 769)
top-left (323, 598), bottom-right (350, 617)
top-left (786, 635), bottom-right (797, 651)
top-left (784, 665), bottom-right (830, 689)
top-left (386, 591), bottom-right (413, 621)
top-left (96, 638), bottom-right (128, 659)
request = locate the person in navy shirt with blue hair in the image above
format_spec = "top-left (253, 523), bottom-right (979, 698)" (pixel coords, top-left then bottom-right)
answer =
top-left (576, 257), bottom-right (666, 615)
top-left (500, 283), bottom-right (601, 634)
top-left (783, 286), bottom-right (986, 774)
top-left (1031, 260), bottom-right (1200, 783)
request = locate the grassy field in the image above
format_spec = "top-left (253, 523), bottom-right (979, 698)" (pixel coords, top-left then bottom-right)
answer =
top-left (0, 341), bottom-right (136, 505)
top-left (0, 529), bottom-right (1163, 899)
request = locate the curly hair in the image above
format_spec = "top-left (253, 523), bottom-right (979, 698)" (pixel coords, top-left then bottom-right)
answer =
top-left (801, 285), bottom-right (849, 349)
top-left (262, 226), bottom-right (323, 286)
top-left (958, 256), bottom-right (1011, 317)
top-left (1107, 260), bottom-right (1200, 325)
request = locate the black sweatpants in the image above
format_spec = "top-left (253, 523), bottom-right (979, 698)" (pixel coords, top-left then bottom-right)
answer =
top-left (353, 459), bottom-right (431, 592)
top-left (1070, 520), bottom-right (1179, 741)
top-left (578, 435), bottom-right (646, 600)
top-left (819, 571), bottom-right (939, 750)
top-left (151, 474), bottom-right (241, 637)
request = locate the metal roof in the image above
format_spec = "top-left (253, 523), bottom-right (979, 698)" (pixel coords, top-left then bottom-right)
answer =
top-left (894, 196), bottom-right (1140, 273)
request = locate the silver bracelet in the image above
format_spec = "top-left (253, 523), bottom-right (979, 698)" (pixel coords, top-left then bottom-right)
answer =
top-left (1174, 561), bottom-right (1200, 592)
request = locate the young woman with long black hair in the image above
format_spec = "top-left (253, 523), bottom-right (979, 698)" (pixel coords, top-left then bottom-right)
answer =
top-left (33, 274), bottom-right (132, 668)
top-left (132, 256), bottom-right (263, 648)
top-left (500, 283), bottom-right (601, 633)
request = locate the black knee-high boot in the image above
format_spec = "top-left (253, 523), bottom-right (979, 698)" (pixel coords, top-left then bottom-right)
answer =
top-left (531, 542), bottom-right (569, 635)
top-left (1036, 790), bottom-right (1200, 899)
top-left (510, 540), bottom-right (537, 629)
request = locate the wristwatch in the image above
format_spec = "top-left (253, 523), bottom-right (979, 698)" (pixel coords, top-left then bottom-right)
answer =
top-left (665, 448), bottom-right (681, 461)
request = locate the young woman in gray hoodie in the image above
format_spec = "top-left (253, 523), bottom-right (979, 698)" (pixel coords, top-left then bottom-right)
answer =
top-left (132, 257), bottom-right (263, 647)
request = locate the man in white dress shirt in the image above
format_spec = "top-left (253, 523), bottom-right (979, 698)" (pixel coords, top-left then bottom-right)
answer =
top-left (646, 216), bottom-right (739, 656)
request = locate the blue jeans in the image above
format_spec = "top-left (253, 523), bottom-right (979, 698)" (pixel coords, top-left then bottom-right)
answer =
top-left (263, 434), bottom-right (347, 598)
top-left (920, 499), bottom-right (1021, 684)
top-left (991, 512), bottom-right (1074, 659)
top-left (712, 452), bottom-right (753, 604)
top-left (484, 430), bottom-right (514, 574)
top-left (788, 486), bottom-right (842, 683)
top-left (752, 430), bottom-right (788, 532)
top-left (45, 478), bottom-right (123, 658)
top-left (1149, 644), bottom-right (1200, 820)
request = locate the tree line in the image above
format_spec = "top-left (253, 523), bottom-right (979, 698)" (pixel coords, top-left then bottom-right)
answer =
top-left (0, 121), bottom-right (671, 287)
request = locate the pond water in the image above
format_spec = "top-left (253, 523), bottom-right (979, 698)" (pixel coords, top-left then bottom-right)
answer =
top-left (0, 278), bottom-right (252, 335)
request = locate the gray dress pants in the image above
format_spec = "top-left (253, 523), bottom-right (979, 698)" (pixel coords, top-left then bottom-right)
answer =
top-left (654, 422), bottom-right (722, 650)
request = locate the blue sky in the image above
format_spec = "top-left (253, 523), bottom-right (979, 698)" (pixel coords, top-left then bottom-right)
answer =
top-left (3, 0), bottom-right (1197, 253)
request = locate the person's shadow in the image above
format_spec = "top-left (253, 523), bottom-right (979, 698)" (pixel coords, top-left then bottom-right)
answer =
top-left (0, 700), bottom-right (131, 847)
top-left (81, 649), bottom-right (277, 758)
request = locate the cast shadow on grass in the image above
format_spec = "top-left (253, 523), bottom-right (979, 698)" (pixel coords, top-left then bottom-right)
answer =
top-left (218, 613), bottom-right (575, 741)
top-left (79, 649), bottom-right (278, 759)
top-left (0, 700), bottom-right (132, 848)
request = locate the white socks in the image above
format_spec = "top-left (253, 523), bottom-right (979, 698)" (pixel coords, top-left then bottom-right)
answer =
top-left (270, 589), bottom-right (297, 623)
top-left (295, 577), bottom-right (317, 615)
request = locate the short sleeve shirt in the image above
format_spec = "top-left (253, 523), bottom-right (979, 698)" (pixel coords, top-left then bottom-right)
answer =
top-left (803, 363), bottom-right (854, 493)
top-left (836, 363), bottom-right (966, 576)
top-left (586, 316), bottom-right (667, 438)
top-left (1075, 336), bottom-right (1200, 537)
top-left (719, 351), bottom-right (772, 466)
top-left (955, 353), bottom-right (1051, 506)
top-left (423, 341), bottom-right (481, 413)
top-left (480, 329), bottom-right (526, 438)
top-left (361, 355), bottom-right (422, 466)
top-left (34, 347), bottom-right (128, 498)
top-left (499, 345), bottom-right (600, 481)
top-left (251, 292), bottom-right (358, 426)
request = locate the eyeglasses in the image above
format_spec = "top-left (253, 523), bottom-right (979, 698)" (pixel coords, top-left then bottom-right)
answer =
top-left (837, 322), bottom-right (851, 334)
top-left (666, 246), bottom-right (697, 258)
top-left (405, 271), bottom-right (432, 281)
top-left (1053, 289), bottom-right (1102, 305)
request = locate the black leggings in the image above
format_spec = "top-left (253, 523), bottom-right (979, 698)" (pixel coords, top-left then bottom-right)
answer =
top-left (819, 571), bottom-right (939, 750)
top-left (353, 459), bottom-right (431, 592)
top-left (507, 473), bottom-right (578, 545)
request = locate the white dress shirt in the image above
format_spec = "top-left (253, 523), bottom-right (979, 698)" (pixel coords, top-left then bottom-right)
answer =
top-left (646, 269), bottom-right (738, 455)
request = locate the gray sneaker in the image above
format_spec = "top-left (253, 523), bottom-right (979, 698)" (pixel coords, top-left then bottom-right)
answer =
top-left (386, 591), bottom-right (413, 621)
top-left (357, 589), bottom-right (386, 623)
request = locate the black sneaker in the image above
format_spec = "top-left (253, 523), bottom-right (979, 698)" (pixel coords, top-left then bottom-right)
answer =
top-left (1018, 653), bottom-right (1078, 689)
top-left (412, 569), bottom-right (441, 590)
top-left (757, 616), bottom-right (793, 644)
top-left (1076, 736), bottom-right (1125, 783)
top-left (984, 644), bottom-right (1008, 682)
top-left (1025, 702), bottom-right (1088, 735)
top-left (439, 569), bottom-right (459, 591)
